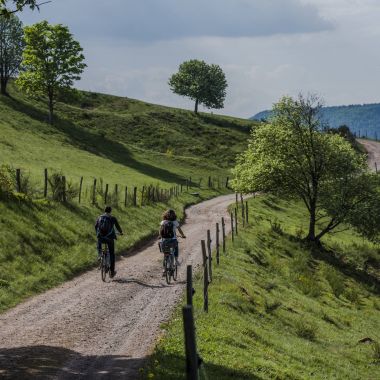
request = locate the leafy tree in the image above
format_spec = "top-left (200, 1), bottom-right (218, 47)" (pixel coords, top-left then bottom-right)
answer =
top-left (233, 94), bottom-right (380, 245)
top-left (17, 21), bottom-right (86, 124)
top-left (169, 59), bottom-right (227, 114)
top-left (0, 14), bottom-right (24, 95)
top-left (0, 0), bottom-right (39, 16)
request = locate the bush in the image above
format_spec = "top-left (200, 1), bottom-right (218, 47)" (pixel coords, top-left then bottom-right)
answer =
top-left (295, 318), bottom-right (318, 341)
top-left (324, 266), bottom-right (345, 298)
top-left (48, 171), bottom-right (78, 202)
top-left (0, 165), bottom-right (14, 195)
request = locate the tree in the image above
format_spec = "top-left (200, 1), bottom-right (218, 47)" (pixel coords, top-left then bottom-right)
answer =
top-left (0, 14), bottom-right (24, 95)
top-left (0, 0), bottom-right (39, 16)
top-left (17, 21), bottom-right (86, 124)
top-left (169, 59), bottom-right (227, 114)
top-left (233, 94), bottom-right (380, 245)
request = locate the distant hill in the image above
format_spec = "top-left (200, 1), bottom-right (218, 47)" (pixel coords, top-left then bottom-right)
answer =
top-left (252, 103), bottom-right (380, 139)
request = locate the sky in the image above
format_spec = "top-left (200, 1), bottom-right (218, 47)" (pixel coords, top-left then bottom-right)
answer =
top-left (18, 0), bottom-right (380, 117)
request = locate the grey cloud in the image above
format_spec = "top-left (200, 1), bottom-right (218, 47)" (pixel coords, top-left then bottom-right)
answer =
top-left (21, 0), bottom-right (333, 41)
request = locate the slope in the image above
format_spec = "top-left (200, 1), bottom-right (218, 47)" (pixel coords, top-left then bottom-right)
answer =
top-left (148, 195), bottom-right (380, 380)
top-left (0, 82), bottom-right (255, 311)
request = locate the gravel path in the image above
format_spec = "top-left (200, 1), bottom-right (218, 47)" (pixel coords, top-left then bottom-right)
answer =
top-left (358, 138), bottom-right (380, 171)
top-left (0, 194), bottom-right (236, 379)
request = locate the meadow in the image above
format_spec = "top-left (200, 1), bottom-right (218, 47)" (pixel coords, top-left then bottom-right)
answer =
top-left (147, 195), bottom-right (380, 380)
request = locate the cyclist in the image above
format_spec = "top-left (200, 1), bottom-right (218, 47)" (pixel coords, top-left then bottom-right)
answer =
top-left (95, 206), bottom-right (123, 278)
top-left (159, 209), bottom-right (186, 265)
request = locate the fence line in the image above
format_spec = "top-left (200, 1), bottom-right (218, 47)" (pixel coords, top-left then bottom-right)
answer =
top-left (182, 194), bottom-right (249, 378)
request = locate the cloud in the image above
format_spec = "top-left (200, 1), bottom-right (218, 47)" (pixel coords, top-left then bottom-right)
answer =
top-left (21, 0), bottom-right (333, 42)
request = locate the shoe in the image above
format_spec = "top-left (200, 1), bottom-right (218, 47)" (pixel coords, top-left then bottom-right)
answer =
top-left (162, 270), bottom-right (166, 278)
top-left (110, 271), bottom-right (117, 278)
top-left (175, 258), bottom-right (180, 266)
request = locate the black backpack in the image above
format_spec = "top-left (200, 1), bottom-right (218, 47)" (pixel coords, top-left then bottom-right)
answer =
top-left (160, 220), bottom-right (174, 239)
top-left (97, 215), bottom-right (113, 238)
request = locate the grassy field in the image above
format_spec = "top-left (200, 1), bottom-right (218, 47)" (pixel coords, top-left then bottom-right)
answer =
top-left (147, 195), bottom-right (380, 380)
top-left (0, 83), bottom-right (255, 312)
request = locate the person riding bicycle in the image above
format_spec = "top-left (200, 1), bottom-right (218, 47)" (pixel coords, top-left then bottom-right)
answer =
top-left (159, 209), bottom-right (186, 265)
top-left (95, 206), bottom-right (123, 278)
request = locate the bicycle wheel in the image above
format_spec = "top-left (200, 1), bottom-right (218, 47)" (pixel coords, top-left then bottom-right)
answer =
top-left (101, 254), bottom-right (107, 282)
top-left (173, 259), bottom-right (178, 281)
top-left (165, 256), bottom-right (171, 284)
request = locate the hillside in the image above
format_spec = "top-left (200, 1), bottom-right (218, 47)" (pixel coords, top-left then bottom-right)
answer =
top-left (0, 83), bottom-right (255, 311)
top-left (148, 195), bottom-right (380, 380)
top-left (252, 103), bottom-right (380, 139)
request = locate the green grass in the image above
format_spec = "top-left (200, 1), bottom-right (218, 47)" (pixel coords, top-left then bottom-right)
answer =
top-left (0, 82), bottom-right (255, 311)
top-left (147, 195), bottom-right (380, 380)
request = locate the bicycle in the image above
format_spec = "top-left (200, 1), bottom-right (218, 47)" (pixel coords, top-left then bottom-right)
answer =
top-left (159, 239), bottom-right (178, 284)
top-left (100, 242), bottom-right (111, 282)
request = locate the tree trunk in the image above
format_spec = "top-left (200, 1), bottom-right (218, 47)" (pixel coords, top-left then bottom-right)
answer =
top-left (306, 202), bottom-right (316, 242)
top-left (48, 93), bottom-right (54, 124)
top-left (0, 75), bottom-right (7, 96)
top-left (194, 99), bottom-right (199, 114)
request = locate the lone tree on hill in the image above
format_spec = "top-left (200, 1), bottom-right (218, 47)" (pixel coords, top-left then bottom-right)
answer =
top-left (17, 21), bottom-right (86, 124)
top-left (233, 94), bottom-right (380, 245)
top-left (0, 14), bottom-right (24, 95)
top-left (169, 59), bottom-right (227, 114)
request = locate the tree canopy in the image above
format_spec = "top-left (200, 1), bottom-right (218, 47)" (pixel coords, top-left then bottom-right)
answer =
top-left (17, 21), bottom-right (86, 124)
top-left (0, 0), bottom-right (39, 16)
top-left (169, 59), bottom-right (227, 113)
top-left (233, 94), bottom-right (380, 245)
top-left (0, 14), bottom-right (24, 95)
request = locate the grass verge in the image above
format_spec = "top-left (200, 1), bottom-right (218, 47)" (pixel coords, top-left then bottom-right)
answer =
top-left (146, 195), bottom-right (380, 380)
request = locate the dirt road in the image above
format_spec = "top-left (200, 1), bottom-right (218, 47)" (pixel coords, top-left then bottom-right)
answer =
top-left (358, 138), bottom-right (380, 171)
top-left (0, 194), bottom-right (236, 379)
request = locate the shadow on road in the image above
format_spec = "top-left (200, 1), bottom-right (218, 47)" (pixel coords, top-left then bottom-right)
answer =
top-left (113, 277), bottom-right (186, 288)
top-left (0, 345), bottom-right (145, 379)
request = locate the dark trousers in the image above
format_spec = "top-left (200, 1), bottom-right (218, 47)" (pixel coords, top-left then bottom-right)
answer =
top-left (97, 238), bottom-right (115, 274)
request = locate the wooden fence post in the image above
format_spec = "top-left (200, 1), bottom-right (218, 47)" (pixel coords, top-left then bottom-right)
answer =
top-left (133, 187), bottom-right (137, 206)
top-left (231, 212), bottom-right (234, 242)
top-left (124, 186), bottom-right (128, 207)
top-left (235, 193), bottom-right (239, 210)
top-left (189, 177), bottom-right (192, 188)
top-left (222, 217), bottom-right (226, 253)
top-left (187, 265), bottom-right (195, 306)
top-left (207, 230), bottom-right (212, 282)
top-left (44, 168), bottom-right (48, 198)
top-left (201, 240), bottom-right (209, 313)
top-left (104, 184), bottom-right (109, 204)
top-left (182, 305), bottom-right (200, 380)
top-left (208, 176), bottom-right (211, 188)
top-left (92, 179), bottom-right (97, 205)
top-left (181, 183), bottom-right (183, 193)
top-left (216, 223), bottom-right (220, 265)
top-left (235, 208), bottom-right (238, 236)
top-left (142, 186), bottom-right (146, 205)
top-left (245, 201), bottom-right (249, 225)
top-left (16, 169), bottom-right (21, 193)
top-left (225, 177), bottom-right (229, 188)
top-left (62, 176), bottom-right (66, 203)
top-left (241, 194), bottom-right (245, 227)
top-left (78, 176), bottom-right (83, 203)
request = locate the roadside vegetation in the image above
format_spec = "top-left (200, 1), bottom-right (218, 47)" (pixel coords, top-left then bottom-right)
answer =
top-left (147, 195), bottom-right (380, 380)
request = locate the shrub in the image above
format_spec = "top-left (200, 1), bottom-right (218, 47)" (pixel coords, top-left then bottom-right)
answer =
top-left (0, 165), bottom-right (14, 195)
top-left (295, 318), bottom-right (318, 341)
top-left (324, 266), bottom-right (345, 298)
top-left (48, 171), bottom-right (78, 202)
top-left (269, 218), bottom-right (283, 234)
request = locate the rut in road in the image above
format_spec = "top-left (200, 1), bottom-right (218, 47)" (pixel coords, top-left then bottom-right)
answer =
top-left (0, 194), bottom-right (236, 379)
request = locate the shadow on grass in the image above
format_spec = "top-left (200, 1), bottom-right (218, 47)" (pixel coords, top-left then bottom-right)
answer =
top-left (147, 352), bottom-right (262, 380)
top-left (310, 246), bottom-right (380, 293)
top-left (0, 345), bottom-right (145, 379)
top-left (4, 96), bottom-right (184, 183)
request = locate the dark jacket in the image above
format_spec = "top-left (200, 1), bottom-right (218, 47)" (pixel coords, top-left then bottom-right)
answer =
top-left (95, 214), bottom-right (123, 240)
